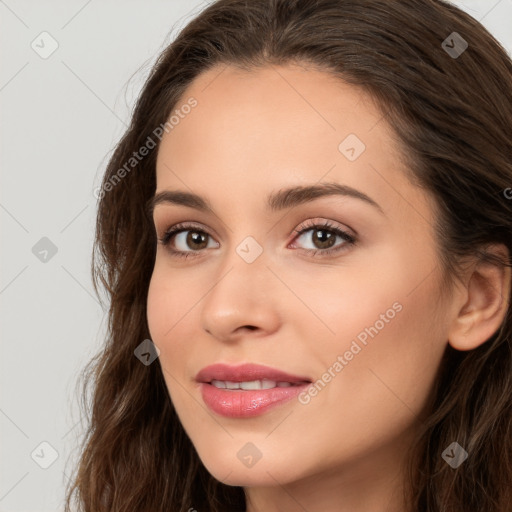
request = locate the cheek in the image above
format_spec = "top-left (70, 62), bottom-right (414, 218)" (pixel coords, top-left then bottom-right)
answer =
top-left (294, 242), bottom-right (447, 409)
top-left (280, 260), bottom-right (447, 472)
top-left (146, 263), bottom-right (216, 379)
top-left (337, 293), bottom-right (445, 395)
top-left (146, 267), bottom-right (194, 370)
top-left (146, 268), bottom-right (201, 421)
top-left (146, 270), bottom-right (170, 348)
top-left (146, 263), bottom-right (198, 344)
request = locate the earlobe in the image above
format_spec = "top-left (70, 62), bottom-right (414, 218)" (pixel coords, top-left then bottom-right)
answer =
top-left (448, 245), bottom-right (511, 352)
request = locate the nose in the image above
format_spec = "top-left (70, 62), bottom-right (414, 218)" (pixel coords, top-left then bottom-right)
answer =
top-left (200, 246), bottom-right (281, 342)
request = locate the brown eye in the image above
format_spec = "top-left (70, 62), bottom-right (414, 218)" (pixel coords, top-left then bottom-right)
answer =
top-left (181, 231), bottom-right (209, 250)
top-left (158, 220), bottom-right (356, 260)
top-left (309, 228), bottom-right (337, 249)
top-left (158, 223), bottom-right (219, 258)
top-left (292, 220), bottom-right (356, 256)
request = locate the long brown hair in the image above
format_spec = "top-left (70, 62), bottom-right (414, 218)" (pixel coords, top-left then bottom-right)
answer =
top-left (64, 1), bottom-right (512, 510)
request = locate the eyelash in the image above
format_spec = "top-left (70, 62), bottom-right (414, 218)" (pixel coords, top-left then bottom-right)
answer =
top-left (157, 220), bottom-right (357, 259)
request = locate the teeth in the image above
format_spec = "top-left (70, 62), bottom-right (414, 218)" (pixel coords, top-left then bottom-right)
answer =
top-left (261, 379), bottom-right (277, 389)
top-left (240, 380), bottom-right (265, 390)
top-left (210, 379), bottom-right (296, 390)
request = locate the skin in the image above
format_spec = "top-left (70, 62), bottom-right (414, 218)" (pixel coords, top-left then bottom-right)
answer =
top-left (146, 63), bottom-right (510, 512)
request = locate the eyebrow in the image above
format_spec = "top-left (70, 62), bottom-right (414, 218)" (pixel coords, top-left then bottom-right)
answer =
top-left (146, 181), bottom-right (383, 216)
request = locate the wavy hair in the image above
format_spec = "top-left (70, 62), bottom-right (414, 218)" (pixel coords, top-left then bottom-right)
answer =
top-left (64, 0), bottom-right (512, 510)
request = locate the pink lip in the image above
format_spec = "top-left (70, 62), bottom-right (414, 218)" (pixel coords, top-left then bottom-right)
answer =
top-left (195, 363), bottom-right (311, 384)
top-left (196, 363), bottom-right (312, 418)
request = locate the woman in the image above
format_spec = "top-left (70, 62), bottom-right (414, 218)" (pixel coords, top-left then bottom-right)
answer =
top-left (65, 0), bottom-right (512, 510)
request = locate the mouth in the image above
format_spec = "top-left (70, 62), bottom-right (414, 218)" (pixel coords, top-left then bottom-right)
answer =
top-left (195, 363), bottom-right (312, 418)
top-left (209, 379), bottom-right (308, 390)
top-left (195, 362), bottom-right (312, 385)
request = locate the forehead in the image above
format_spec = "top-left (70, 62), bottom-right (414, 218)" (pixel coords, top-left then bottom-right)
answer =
top-left (158, 64), bottom-right (386, 164)
top-left (154, 63), bottom-right (427, 222)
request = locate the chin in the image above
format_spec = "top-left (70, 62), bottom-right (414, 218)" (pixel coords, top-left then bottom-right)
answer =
top-left (199, 453), bottom-right (304, 487)
top-left (208, 467), bottom-right (285, 487)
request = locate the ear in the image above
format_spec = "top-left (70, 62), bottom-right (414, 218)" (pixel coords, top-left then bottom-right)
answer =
top-left (448, 244), bottom-right (511, 351)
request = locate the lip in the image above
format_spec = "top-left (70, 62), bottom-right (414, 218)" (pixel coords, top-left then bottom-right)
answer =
top-left (195, 363), bottom-right (311, 384)
top-left (196, 363), bottom-right (312, 418)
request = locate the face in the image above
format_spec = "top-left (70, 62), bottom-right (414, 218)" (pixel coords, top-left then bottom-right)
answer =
top-left (147, 63), bottom-right (454, 491)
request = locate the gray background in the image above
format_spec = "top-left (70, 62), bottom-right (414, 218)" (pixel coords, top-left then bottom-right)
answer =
top-left (1, 1), bottom-right (511, 510)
